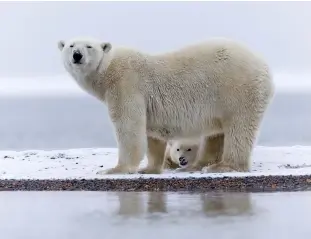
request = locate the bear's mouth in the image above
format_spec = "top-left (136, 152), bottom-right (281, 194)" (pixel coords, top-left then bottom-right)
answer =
top-left (180, 159), bottom-right (188, 167)
top-left (72, 60), bottom-right (83, 65)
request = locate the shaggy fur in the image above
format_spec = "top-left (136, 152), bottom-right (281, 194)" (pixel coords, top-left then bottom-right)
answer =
top-left (58, 37), bottom-right (275, 175)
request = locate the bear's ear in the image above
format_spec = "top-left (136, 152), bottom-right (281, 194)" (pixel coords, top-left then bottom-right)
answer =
top-left (101, 42), bottom-right (112, 53)
top-left (58, 40), bottom-right (65, 51)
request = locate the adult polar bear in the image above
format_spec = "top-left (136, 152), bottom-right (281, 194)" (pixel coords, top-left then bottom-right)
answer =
top-left (58, 37), bottom-right (274, 175)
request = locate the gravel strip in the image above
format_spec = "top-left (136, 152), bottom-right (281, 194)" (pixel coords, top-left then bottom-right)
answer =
top-left (0, 175), bottom-right (311, 192)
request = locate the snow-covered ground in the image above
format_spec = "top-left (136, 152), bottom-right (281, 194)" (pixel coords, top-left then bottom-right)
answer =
top-left (0, 146), bottom-right (311, 180)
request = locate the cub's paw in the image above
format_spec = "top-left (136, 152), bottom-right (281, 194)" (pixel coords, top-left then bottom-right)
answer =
top-left (164, 158), bottom-right (180, 170)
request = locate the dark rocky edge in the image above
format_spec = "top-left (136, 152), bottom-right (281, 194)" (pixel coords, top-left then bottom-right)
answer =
top-left (1, 175), bottom-right (311, 192)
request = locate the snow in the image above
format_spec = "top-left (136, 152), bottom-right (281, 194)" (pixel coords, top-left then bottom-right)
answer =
top-left (0, 146), bottom-right (311, 180)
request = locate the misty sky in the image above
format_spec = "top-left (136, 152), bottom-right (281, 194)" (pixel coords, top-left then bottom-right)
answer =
top-left (0, 1), bottom-right (310, 77)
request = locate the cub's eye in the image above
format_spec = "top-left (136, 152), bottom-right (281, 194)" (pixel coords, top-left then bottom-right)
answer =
top-left (86, 45), bottom-right (92, 49)
top-left (176, 149), bottom-right (179, 151)
top-left (187, 148), bottom-right (191, 151)
top-left (70, 44), bottom-right (74, 48)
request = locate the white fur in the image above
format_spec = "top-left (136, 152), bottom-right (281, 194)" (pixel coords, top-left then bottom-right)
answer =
top-left (58, 37), bottom-right (275, 175)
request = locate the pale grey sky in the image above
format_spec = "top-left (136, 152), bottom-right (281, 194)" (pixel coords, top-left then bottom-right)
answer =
top-left (0, 1), bottom-right (310, 77)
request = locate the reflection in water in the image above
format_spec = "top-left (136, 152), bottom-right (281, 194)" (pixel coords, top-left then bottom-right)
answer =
top-left (200, 192), bottom-right (253, 217)
top-left (115, 191), bottom-right (169, 217)
top-left (1, 191), bottom-right (311, 239)
top-left (114, 191), bottom-right (253, 219)
top-left (116, 192), bottom-right (145, 216)
top-left (147, 191), bottom-right (168, 214)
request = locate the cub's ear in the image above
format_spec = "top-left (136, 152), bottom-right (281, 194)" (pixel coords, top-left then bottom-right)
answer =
top-left (101, 42), bottom-right (112, 53)
top-left (58, 40), bottom-right (65, 51)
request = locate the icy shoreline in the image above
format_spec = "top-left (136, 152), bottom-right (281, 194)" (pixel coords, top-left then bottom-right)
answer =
top-left (0, 146), bottom-right (310, 191)
top-left (1, 146), bottom-right (311, 180)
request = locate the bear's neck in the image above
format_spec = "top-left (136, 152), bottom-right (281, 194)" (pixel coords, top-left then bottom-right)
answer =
top-left (72, 69), bottom-right (106, 101)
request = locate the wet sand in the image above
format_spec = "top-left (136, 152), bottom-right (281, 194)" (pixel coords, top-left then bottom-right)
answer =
top-left (1, 174), bottom-right (311, 192)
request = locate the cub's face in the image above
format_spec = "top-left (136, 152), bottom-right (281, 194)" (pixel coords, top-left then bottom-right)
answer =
top-left (57, 38), bottom-right (112, 75)
top-left (171, 142), bottom-right (198, 168)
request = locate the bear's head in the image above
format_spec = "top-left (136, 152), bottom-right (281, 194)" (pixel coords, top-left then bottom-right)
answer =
top-left (58, 37), bottom-right (112, 75)
top-left (170, 141), bottom-right (199, 168)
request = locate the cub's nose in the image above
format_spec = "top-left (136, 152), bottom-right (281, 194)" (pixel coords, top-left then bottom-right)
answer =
top-left (179, 156), bottom-right (185, 162)
top-left (179, 156), bottom-right (187, 165)
top-left (179, 156), bottom-right (187, 166)
top-left (73, 51), bottom-right (83, 63)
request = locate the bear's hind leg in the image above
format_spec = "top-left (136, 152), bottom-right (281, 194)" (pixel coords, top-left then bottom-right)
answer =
top-left (203, 115), bottom-right (260, 173)
top-left (197, 134), bottom-right (224, 168)
top-left (138, 137), bottom-right (166, 174)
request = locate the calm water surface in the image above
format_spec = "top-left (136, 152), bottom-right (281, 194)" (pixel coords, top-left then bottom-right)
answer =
top-left (0, 191), bottom-right (310, 239)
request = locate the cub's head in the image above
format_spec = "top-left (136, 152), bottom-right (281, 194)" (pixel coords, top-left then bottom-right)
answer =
top-left (170, 141), bottom-right (199, 168)
top-left (58, 37), bottom-right (112, 75)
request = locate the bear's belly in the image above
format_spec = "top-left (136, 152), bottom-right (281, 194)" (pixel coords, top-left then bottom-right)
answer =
top-left (146, 125), bottom-right (203, 141)
top-left (147, 126), bottom-right (179, 140)
top-left (146, 117), bottom-right (223, 141)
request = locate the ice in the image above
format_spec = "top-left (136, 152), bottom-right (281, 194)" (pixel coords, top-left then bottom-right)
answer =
top-left (0, 146), bottom-right (311, 179)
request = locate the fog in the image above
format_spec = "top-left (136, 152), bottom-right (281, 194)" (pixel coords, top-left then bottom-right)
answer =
top-left (0, 1), bottom-right (310, 77)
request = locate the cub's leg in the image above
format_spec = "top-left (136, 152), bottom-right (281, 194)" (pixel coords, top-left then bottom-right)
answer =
top-left (164, 157), bottom-right (181, 170)
top-left (138, 137), bottom-right (166, 174)
top-left (163, 142), bottom-right (180, 170)
top-left (195, 134), bottom-right (224, 169)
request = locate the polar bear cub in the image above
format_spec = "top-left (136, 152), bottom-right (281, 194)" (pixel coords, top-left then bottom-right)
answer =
top-left (164, 140), bottom-right (200, 170)
top-left (58, 37), bottom-right (275, 175)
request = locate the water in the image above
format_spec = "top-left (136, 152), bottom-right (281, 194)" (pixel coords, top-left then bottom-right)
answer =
top-left (0, 191), bottom-right (309, 239)
top-left (0, 92), bottom-right (310, 150)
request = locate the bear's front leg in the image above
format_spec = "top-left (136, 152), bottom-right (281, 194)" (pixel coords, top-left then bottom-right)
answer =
top-left (138, 137), bottom-right (166, 174)
top-left (97, 110), bottom-right (147, 175)
top-left (97, 124), bottom-right (147, 175)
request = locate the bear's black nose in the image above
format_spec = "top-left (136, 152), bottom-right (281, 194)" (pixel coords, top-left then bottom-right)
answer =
top-left (179, 157), bottom-right (187, 166)
top-left (179, 156), bottom-right (185, 162)
top-left (73, 51), bottom-right (83, 63)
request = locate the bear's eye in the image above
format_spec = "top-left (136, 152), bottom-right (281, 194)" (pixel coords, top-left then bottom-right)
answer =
top-left (86, 45), bottom-right (92, 49)
top-left (187, 148), bottom-right (191, 151)
top-left (69, 44), bottom-right (74, 48)
top-left (176, 149), bottom-right (179, 151)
